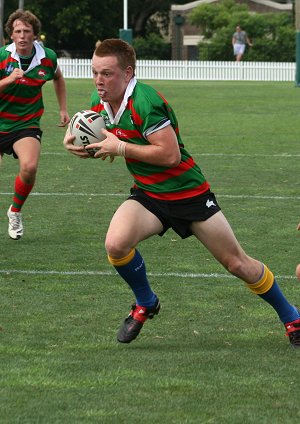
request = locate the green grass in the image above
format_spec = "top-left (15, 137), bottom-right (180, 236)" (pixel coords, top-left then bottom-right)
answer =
top-left (0, 80), bottom-right (300, 423)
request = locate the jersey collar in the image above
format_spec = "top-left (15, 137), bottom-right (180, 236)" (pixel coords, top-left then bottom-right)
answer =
top-left (101, 76), bottom-right (137, 125)
top-left (6, 41), bottom-right (46, 73)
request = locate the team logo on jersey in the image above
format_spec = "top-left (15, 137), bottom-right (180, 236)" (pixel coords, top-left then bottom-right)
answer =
top-left (102, 115), bottom-right (110, 127)
top-left (38, 69), bottom-right (47, 77)
top-left (5, 64), bottom-right (15, 75)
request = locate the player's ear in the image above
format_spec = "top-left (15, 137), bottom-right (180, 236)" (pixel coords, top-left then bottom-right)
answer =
top-left (125, 66), bottom-right (134, 81)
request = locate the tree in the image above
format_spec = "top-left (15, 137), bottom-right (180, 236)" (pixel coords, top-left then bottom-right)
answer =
top-left (3, 0), bottom-right (187, 57)
top-left (129, 0), bottom-right (187, 37)
top-left (188, 0), bottom-right (295, 62)
top-left (133, 33), bottom-right (170, 59)
top-left (4, 0), bottom-right (122, 53)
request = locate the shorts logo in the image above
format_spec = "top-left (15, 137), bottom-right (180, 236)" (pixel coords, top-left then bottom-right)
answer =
top-left (206, 199), bottom-right (216, 208)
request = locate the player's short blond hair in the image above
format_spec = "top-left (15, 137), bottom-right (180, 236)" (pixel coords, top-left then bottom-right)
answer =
top-left (94, 38), bottom-right (136, 73)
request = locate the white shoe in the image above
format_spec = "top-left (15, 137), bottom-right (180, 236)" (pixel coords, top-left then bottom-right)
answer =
top-left (7, 205), bottom-right (23, 240)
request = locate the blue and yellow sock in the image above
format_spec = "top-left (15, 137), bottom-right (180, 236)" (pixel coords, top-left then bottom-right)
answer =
top-left (246, 264), bottom-right (299, 323)
top-left (108, 248), bottom-right (157, 307)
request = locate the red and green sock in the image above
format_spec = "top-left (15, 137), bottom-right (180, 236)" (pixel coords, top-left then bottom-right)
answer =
top-left (11, 175), bottom-right (33, 212)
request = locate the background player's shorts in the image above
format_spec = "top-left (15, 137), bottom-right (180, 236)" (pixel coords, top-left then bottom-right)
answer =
top-left (128, 188), bottom-right (221, 239)
top-left (233, 44), bottom-right (246, 56)
top-left (0, 128), bottom-right (43, 158)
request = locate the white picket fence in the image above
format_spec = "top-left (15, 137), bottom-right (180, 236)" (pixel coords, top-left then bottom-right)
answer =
top-left (57, 58), bottom-right (296, 82)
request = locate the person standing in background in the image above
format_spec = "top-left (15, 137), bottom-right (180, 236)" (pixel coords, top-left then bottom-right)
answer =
top-left (232, 25), bottom-right (253, 61)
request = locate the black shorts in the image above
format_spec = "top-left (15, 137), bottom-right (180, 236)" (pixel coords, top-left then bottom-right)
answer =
top-left (0, 128), bottom-right (43, 158)
top-left (128, 188), bottom-right (221, 239)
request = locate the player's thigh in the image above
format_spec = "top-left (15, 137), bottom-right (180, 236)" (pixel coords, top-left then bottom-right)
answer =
top-left (13, 137), bottom-right (41, 168)
top-left (191, 211), bottom-right (245, 263)
top-left (106, 199), bottom-right (164, 251)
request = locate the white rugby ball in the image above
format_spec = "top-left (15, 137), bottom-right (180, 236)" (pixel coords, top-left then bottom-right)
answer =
top-left (69, 110), bottom-right (106, 156)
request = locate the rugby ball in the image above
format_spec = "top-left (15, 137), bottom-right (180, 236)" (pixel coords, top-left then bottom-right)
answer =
top-left (69, 110), bottom-right (106, 156)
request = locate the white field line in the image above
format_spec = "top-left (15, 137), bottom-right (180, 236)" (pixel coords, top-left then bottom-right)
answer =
top-left (0, 192), bottom-right (299, 200)
top-left (38, 151), bottom-right (300, 200)
top-left (193, 153), bottom-right (300, 157)
top-left (1, 151), bottom-right (297, 279)
top-left (0, 269), bottom-right (297, 280)
top-left (41, 152), bottom-right (300, 158)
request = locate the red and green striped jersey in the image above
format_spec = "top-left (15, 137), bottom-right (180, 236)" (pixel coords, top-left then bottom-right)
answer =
top-left (90, 80), bottom-right (210, 201)
top-left (0, 42), bottom-right (57, 133)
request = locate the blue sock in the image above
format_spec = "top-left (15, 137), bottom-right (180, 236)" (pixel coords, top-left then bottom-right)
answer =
top-left (259, 279), bottom-right (299, 323)
top-left (114, 249), bottom-right (157, 307)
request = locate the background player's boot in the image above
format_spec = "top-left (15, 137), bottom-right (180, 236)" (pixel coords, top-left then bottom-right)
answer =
top-left (7, 205), bottom-right (23, 240)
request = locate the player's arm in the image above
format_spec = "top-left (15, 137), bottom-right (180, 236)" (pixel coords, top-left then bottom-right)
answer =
top-left (90, 125), bottom-right (181, 167)
top-left (0, 68), bottom-right (24, 92)
top-left (246, 34), bottom-right (253, 47)
top-left (297, 223), bottom-right (300, 231)
top-left (53, 66), bottom-right (70, 126)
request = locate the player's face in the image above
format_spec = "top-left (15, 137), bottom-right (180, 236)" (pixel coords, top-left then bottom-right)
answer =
top-left (92, 54), bottom-right (133, 113)
top-left (11, 19), bottom-right (35, 56)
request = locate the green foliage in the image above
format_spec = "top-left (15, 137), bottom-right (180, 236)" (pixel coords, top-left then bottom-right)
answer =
top-left (129, 0), bottom-right (188, 36)
top-left (189, 0), bottom-right (248, 38)
top-left (133, 33), bottom-right (171, 59)
top-left (3, 0), bottom-right (183, 54)
top-left (4, 0), bottom-right (122, 51)
top-left (188, 0), bottom-right (295, 62)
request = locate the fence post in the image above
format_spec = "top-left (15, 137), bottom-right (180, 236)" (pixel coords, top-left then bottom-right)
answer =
top-left (295, 0), bottom-right (300, 86)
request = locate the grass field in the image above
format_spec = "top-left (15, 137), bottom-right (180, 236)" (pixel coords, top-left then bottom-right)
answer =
top-left (0, 79), bottom-right (299, 423)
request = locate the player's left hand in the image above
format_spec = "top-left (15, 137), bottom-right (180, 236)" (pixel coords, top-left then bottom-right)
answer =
top-left (88, 129), bottom-right (119, 162)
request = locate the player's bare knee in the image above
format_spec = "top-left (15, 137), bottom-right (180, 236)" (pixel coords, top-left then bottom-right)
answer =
top-left (105, 238), bottom-right (129, 259)
top-left (20, 162), bottom-right (38, 179)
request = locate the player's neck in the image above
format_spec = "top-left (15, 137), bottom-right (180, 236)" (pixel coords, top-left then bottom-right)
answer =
top-left (17, 45), bottom-right (35, 58)
top-left (110, 102), bottom-right (122, 117)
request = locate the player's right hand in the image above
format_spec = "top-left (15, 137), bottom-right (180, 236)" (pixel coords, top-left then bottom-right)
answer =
top-left (9, 68), bottom-right (25, 82)
top-left (63, 128), bottom-right (90, 158)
